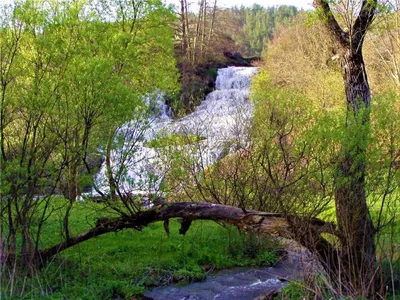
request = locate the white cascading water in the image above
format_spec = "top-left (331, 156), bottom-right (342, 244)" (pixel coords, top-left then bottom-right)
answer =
top-left (93, 67), bottom-right (258, 196)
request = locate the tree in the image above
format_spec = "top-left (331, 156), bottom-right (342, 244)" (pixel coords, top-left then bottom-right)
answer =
top-left (0, 0), bottom-right (178, 269)
top-left (248, 6), bottom-right (400, 295)
top-left (179, 0), bottom-right (189, 55)
top-left (313, 0), bottom-right (379, 295)
top-left (230, 5), bottom-right (298, 56)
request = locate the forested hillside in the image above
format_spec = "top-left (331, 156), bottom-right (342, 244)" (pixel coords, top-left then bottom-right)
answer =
top-left (173, 2), bottom-right (299, 112)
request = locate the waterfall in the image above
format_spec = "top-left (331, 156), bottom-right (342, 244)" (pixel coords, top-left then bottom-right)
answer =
top-left (179, 67), bottom-right (257, 132)
top-left (173, 67), bottom-right (258, 164)
top-left (92, 67), bottom-right (258, 197)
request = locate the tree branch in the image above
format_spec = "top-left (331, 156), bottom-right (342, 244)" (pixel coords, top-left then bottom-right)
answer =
top-left (313, 0), bottom-right (349, 48)
top-left (38, 202), bottom-right (337, 263)
top-left (352, 0), bottom-right (377, 49)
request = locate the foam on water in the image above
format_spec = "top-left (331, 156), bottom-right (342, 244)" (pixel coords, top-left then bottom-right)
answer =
top-left (93, 67), bottom-right (258, 195)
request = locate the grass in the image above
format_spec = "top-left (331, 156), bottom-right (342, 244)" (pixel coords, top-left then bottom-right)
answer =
top-left (313, 191), bottom-right (400, 298)
top-left (279, 261), bottom-right (400, 300)
top-left (5, 192), bottom-right (397, 299)
top-left (1, 199), bottom-right (280, 299)
top-left (316, 190), bottom-right (400, 246)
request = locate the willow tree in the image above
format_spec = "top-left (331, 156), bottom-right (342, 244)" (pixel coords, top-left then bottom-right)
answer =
top-left (313, 0), bottom-right (378, 294)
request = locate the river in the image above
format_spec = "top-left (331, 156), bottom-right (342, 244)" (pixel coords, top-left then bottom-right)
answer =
top-left (144, 239), bottom-right (314, 300)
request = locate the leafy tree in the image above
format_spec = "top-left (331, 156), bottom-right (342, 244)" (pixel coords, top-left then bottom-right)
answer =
top-left (250, 4), bottom-right (399, 297)
top-left (0, 0), bottom-right (178, 267)
top-left (313, 0), bottom-right (379, 294)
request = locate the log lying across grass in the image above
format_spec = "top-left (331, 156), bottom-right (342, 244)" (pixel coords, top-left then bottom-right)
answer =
top-left (38, 202), bottom-right (337, 265)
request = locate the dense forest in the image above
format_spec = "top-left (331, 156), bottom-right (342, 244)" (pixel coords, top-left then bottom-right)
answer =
top-left (0, 0), bottom-right (399, 299)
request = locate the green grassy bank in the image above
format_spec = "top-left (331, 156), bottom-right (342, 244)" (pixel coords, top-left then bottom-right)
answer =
top-left (1, 200), bottom-right (280, 299)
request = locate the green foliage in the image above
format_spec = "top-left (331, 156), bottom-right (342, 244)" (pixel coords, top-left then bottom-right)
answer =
top-left (247, 69), bottom-right (344, 214)
top-left (280, 280), bottom-right (308, 299)
top-left (381, 259), bottom-right (400, 297)
top-left (0, 198), bottom-right (280, 299)
top-left (0, 0), bottom-right (179, 198)
top-left (0, 0), bottom-right (180, 283)
top-left (251, 10), bottom-right (399, 297)
top-left (249, 11), bottom-right (395, 220)
top-left (230, 5), bottom-right (298, 56)
top-left (146, 133), bottom-right (206, 148)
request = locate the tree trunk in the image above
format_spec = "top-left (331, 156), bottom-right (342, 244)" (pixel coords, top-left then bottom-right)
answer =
top-left (200, 0), bottom-right (207, 58)
top-left (192, 0), bottom-right (204, 64)
top-left (184, 0), bottom-right (190, 59)
top-left (208, 0), bottom-right (217, 43)
top-left (342, 49), bottom-right (371, 111)
top-left (313, 0), bottom-right (378, 295)
top-left (180, 0), bottom-right (188, 55)
top-left (334, 49), bottom-right (377, 294)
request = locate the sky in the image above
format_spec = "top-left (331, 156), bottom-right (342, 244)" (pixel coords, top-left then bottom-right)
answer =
top-left (0, 0), bottom-right (313, 10)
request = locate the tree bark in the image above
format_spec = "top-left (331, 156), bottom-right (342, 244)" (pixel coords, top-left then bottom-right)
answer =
top-left (200, 0), bottom-right (207, 57)
top-left (180, 0), bottom-right (188, 55)
top-left (184, 0), bottom-right (190, 59)
top-left (335, 48), bottom-right (377, 292)
top-left (37, 202), bottom-right (337, 264)
top-left (192, 0), bottom-right (205, 64)
top-left (314, 0), bottom-right (378, 295)
top-left (342, 48), bottom-right (371, 111)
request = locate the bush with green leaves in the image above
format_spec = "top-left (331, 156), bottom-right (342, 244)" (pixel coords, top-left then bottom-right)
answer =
top-left (0, 0), bottom-right (179, 270)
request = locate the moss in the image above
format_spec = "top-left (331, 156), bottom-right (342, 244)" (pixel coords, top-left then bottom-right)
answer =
top-left (146, 133), bottom-right (206, 148)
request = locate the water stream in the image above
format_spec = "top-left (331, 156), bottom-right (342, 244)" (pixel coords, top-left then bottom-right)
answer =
top-left (143, 245), bottom-right (312, 300)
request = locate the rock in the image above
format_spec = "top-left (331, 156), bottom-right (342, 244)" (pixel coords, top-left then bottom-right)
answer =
top-left (277, 238), bottom-right (323, 280)
top-left (223, 51), bottom-right (260, 67)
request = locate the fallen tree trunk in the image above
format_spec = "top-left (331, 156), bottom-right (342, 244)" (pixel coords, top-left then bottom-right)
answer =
top-left (38, 202), bottom-right (337, 265)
